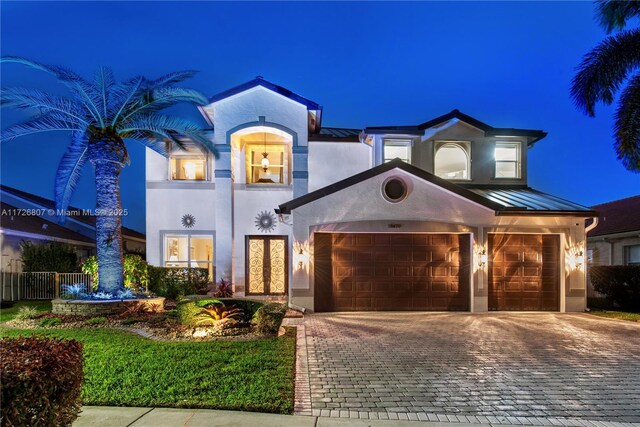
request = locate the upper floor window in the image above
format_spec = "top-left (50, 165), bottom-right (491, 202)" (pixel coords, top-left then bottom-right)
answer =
top-left (170, 155), bottom-right (207, 181)
top-left (384, 139), bottom-right (412, 163)
top-left (246, 143), bottom-right (289, 184)
top-left (434, 142), bottom-right (470, 180)
top-left (495, 142), bottom-right (521, 179)
top-left (626, 245), bottom-right (640, 266)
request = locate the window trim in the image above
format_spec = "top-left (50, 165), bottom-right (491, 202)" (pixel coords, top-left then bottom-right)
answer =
top-left (245, 142), bottom-right (291, 185)
top-left (168, 153), bottom-right (209, 182)
top-left (161, 231), bottom-right (215, 279)
top-left (625, 244), bottom-right (640, 266)
top-left (494, 141), bottom-right (521, 179)
top-left (383, 138), bottom-right (413, 164)
top-left (433, 141), bottom-right (472, 181)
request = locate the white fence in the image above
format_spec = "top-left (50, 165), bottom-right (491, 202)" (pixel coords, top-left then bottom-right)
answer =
top-left (0, 272), bottom-right (93, 301)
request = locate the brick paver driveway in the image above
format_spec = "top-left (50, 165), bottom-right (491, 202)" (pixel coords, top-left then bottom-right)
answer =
top-left (300, 313), bottom-right (640, 424)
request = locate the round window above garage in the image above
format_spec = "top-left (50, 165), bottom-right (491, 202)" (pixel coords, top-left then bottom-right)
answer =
top-left (382, 177), bottom-right (408, 203)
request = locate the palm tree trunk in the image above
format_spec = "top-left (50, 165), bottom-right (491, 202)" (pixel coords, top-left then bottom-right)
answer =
top-left (93, 159), bottom-right (124, 294)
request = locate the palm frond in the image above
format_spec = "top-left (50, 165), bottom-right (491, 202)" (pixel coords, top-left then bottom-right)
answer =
top-left (570, 29), bottom-right (640, 116)
top-left (95, 66), bottom-right (116, 120)
top-left (55, 132), bottom-right (89, 215)
top-left (0, 87), bottom-right (89, 125)
top-left (109, 76), bottom-right (144, 126)
top-left (146, 70), bottom-right (199, 87)
top-left (119, 114), bottom-right (217, 157)
top-left (613, 72), bottom-right (640, 172)
top-left (121, 87), bottom-right (209, 121)
top-left (1, 56), bottom-right (104, 126)
top-left (121, 131), bottom-right (174, 156)
top-left (1, 114), bottom-right (82, 141)
top-left (596, 0), bottom-right (640, 33)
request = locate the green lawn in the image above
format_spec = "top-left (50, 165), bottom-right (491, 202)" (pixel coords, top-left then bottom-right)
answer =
top-left (0, 300), bottom-right (51, 322)
top-left (0, 326), bottom-right (296, 413)
top-left (588, 310), bottom-right (640, 322)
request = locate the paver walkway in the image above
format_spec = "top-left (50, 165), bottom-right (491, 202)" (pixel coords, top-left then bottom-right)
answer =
top-left (297, 313), bottom-right (640, 425)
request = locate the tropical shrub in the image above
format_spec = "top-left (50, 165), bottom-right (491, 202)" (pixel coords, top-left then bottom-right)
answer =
top-left (61, 284), bottom-right (85, 299)
top-left (82, 254), bottom-right (149, 292)
top-left (194, 300), bottom-right (242, 325)
top-left (212, 278), bottom-right (233, 298)
top-left (0, 337), bottom-right (83, 427)
top-left (20, 241), bottom-right (78, 272)
top-left (147, 267), bottom-right (209, 299)
top-left (253, 303), bottom-right (287, 335)
top-left (590, 265), bottom-right (640, 311)
top-left (38, 317), bottom-right (63, 327)
top-left (15, 306), bottom-right (38, 321)
top-left (176, 299), bottom-right (204, 326)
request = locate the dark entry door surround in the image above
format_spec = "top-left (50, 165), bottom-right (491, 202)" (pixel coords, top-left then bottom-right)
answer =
top-left (246, 235), bottom-right (288, 296)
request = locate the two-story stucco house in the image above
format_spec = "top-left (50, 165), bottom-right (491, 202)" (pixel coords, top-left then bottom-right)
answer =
top-left (146, 77), bottom-right (597, 312)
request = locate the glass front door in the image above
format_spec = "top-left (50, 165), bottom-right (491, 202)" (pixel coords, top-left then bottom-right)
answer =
top-left (246, 236), bottom-right (288, 295)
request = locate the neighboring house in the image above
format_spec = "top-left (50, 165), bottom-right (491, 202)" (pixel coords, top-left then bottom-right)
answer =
top-left (0, 186), bottom-right (146, 272)
top-left (587, 196), bottom-right (640, 267)
top-left (146, 76), bottom-right (596, 312)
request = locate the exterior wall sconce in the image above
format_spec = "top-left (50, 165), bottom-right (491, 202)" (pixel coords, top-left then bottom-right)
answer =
top-left (575, 251), bottom-right (585, 268)
top-left (294, 241), bottom-right (309, 271)
top-left (478, 250), bottom-right (488, 268)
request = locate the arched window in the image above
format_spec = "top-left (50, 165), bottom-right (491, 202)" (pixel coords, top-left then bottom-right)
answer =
top-left (434, 143), bottom-right (470, 180)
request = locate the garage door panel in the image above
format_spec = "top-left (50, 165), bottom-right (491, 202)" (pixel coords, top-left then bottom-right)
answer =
top-left (314, 233), bottom-right (470, 312)
top-left (489, 234), bottom-right (559, 311)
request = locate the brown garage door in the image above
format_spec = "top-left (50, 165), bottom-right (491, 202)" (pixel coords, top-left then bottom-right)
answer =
top-left (488, 234), bottom-right (560, 311)
top-left (314, 233), bottom-right (470, 312)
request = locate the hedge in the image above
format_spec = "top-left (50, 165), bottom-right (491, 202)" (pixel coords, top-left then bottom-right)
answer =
top-left (253, 303), bottom-right (287, 334)
top-left (1, 337), bottom-right (83, 427)
top-left (590, 265), bottom-right (640, 311)
top-left (147, 267), bottom-right (209, 299)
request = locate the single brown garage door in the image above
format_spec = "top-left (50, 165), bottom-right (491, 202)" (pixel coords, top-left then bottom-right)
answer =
top-left (488, 234), bottom-right (560, 311)
top-left (314, 233), bottom-right (470, 312)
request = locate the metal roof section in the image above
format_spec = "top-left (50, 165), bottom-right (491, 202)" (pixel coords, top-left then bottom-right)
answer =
top-left (277, 159), bottom-right (595, 216)
top-left (310, 127), bottom-right (361, 142)
top-left (466, 187), bottom-right (596, 215)
top-left (207, 76), bottom-right (322, 111)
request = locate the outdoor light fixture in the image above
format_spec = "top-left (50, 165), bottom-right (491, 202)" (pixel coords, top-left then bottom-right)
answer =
top-left (298, 248), bottom-right (304, 270)
top-left (261, 132), bottom-right (270, 172)
top-left (576, 251), bottom-right (585, 268)
top-left (478, 249), bottom-right (488, 267)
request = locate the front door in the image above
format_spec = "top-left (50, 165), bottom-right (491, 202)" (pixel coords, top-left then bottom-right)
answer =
top-left (246, 236), bottom-right (288, 295)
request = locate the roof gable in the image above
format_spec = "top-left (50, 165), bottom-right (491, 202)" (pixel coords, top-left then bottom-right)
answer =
top-left (207, 76), bottom-right (321, 111)
top-left (277, 159), bottom-right (595, 216)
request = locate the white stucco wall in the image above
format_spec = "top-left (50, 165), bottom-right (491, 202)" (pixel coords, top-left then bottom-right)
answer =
top-left (287, 167), bottom-right (587, 312)
top-left (308, 141), bottom-right (372, 192)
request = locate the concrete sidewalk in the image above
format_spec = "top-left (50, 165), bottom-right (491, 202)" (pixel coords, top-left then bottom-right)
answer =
top-left (73, 406), bottom-right (499, 427)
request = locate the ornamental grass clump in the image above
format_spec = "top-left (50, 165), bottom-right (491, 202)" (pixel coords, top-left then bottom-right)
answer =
top-left (14, 306), bottom-right (38, 321)
top-left (1, 336), bottom-right (83, 427)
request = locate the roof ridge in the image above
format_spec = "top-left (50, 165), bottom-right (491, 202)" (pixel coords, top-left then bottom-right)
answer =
top-left (591, 194), bottom-right (640, 208)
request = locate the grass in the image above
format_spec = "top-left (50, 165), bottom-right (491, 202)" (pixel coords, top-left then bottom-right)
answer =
top-left (0, 326), bottom-right (296, 413)
top-left (588, 310), bottom-right (640, 322)
top-left (0, 300), bottom-right (51, 322)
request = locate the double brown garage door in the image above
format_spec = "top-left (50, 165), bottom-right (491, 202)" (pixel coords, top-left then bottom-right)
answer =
top-left (314, 232), bottom-right (560, 312)
top-left (314, 233), bottom-right (470, 311)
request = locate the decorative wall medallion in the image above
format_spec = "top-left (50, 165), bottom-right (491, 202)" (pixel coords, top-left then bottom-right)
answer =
top-left (254, 210), bottom-right (277, 233)
top-left (181, 214), bottom-right (196, 228)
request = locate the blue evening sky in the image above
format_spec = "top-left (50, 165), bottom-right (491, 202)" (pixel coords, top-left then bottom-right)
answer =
top-left (1, 1), bottom-right (639, 233)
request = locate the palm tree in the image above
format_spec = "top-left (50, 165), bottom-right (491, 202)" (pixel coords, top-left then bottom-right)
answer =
top-left (570, 0), bottom-right (640, 172)
top-left (1, 57), bottom-right (217, 294)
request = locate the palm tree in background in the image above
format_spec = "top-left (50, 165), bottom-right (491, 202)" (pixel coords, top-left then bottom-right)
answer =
top-left (571, 0), bottom-right (640, 172)
top-left (1, 57), bottom-right (217, 294)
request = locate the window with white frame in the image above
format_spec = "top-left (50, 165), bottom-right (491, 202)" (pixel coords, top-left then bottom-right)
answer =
top-left (246, 143), bottom-right (289, 184)
top-left (434, 142), bottom-right (470, 180)
top-left (383, 139), bottom-right (412, 163)
top-left (169, 155), bottom-right (207, 181)
top-left (164, 234), bottom-right (214, 279)
top-left (495, 142), bottom-right (521, 179)
top-left (626, 245), bottom-right (640, 265)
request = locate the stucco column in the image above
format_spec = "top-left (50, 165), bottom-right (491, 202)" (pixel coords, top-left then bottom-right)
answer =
top-left (214, 145), bottom-right (233, 284)
top-left (292, 146), bottom-right (308, 198)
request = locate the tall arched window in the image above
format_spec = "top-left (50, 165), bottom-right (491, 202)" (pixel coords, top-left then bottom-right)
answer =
top-left (434, 143), bottom-right (470, 180)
